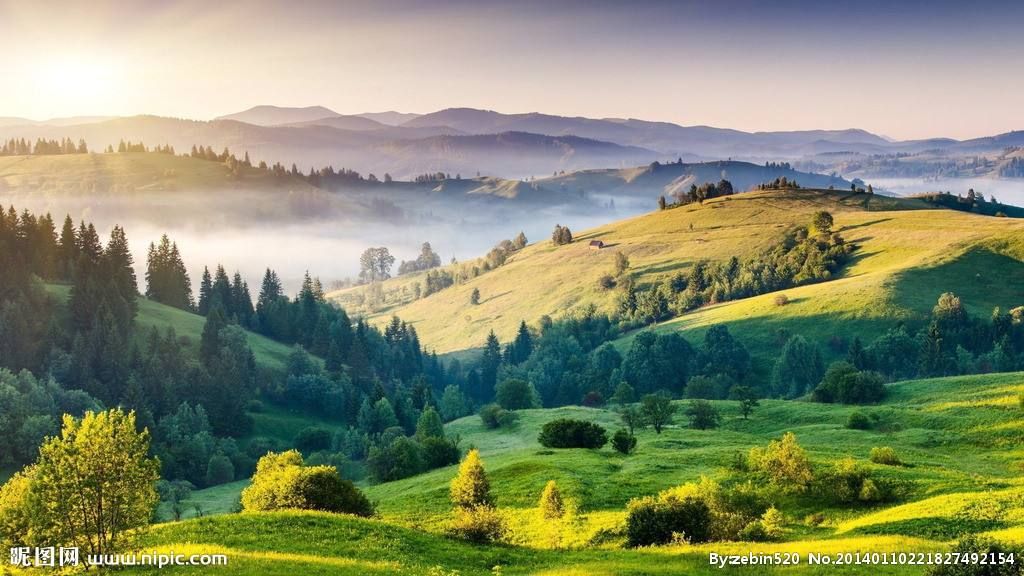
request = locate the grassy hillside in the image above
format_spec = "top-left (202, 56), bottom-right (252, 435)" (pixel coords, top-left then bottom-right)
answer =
top-left (330, 189), bottom-right (1024, 368)
top-left (0, 152), bottom-right (314, 195)
top-left (131, 371), bottom-right (1024, 575)
top-left (44, 284), bottom-right (299, 371)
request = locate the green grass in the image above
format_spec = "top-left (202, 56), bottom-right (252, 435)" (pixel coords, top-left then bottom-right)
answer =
top-left (133, 372), bottom-right (1024, 574)
top-left (128, 511), bottom-right (938, 575)
top-left (328, 189), bottom-right (1024, 372)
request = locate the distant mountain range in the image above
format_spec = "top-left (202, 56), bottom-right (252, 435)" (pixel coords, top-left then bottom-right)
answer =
top-left (0, 105), bottom-right (1020, 180)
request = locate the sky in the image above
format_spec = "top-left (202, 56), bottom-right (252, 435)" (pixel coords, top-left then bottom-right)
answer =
top-left (0, 0), bottom-right (1022, 140)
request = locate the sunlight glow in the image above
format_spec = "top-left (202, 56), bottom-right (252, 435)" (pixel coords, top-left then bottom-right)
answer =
top-left (33, 55), bottom-right (121, 102)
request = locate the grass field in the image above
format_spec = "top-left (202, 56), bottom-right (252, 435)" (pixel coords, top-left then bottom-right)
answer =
top-left (328, 189), bottom-right (1024, 378)
top-left (129, 371), bottom-right (1024, 574)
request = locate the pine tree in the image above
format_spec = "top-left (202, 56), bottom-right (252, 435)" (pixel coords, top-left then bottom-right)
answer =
top-left (58, 215), bottom-right (78, 280)
top-left (539, 480), bottom-right (565, 519)
top-left (478, 331), bottom-right (502, 402)
top-left (197, 267), bottom-right (213, 315)
top-left (103, 225), bottom-right (137, 315)
top-left (200, 306), bottom-right (227, 364)
top-left (450, 449), bottom-right (493, 510)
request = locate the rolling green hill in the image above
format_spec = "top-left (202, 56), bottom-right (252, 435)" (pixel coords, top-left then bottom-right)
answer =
top-left (43, 284), bottom-right (300, 372)
top-left (128, 371), bottom-right (1024, 575)
top-left (330, 189), bottom-right (1024, 374)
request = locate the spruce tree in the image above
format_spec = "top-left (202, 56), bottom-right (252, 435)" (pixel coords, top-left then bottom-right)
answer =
top-left (450, 449), bottom-right (493, 510)
top-left (197, 266), bottom-right (213, 315)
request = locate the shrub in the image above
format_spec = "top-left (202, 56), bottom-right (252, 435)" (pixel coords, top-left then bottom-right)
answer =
top-left (241, 450), bottom-right (373, 516)
top-left (448, 505), bottom-right (506, 543)
top-left (774, 294), bottom-right (789, 306)
top-left (869, 446), bottom-right (902, 466)
top-left (846, 411), bottom-right (872, 430)
top-left (748, 433), bottom-right (813, 493)
top-left (819, 457), bottom-right (890, 504)
top-left (479, 404), bottom-right (517, 429)
top-left (539, 480), bottom-right (565, 519)
top-left (598, 275), bottom-right (616, 290)
top-left (421, 437), bottom-right (461, 469)
top-left (926, 536), bottom-right (1023, 576)
top-left (294, 427), bottom-right (333, 453)
top-left (611, 429), bottom-right (637, 454)
top-left (538, 419), bottom-right (608, 449)
top-left (625, 494), bottom-right (711, 547)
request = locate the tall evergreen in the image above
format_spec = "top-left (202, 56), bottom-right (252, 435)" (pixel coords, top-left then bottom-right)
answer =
top-left (58, 215), bottom-right (77, 280)
top-left (145, 235), bottom-right (193, 311)
top-left (197, 266), bottom-right (213, 315)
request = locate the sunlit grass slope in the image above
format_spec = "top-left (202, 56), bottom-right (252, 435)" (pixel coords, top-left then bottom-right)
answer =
top-left (0, 152), bottom-right (314, 195)
top-left (133, 372), bottom-right (1024, 575)
top-left (329, 189), bottom-right (1024, 361)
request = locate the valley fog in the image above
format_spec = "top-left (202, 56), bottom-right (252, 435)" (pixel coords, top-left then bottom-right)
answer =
top-left (874, 177), bottom-right (1024, 205)
top-left (0, 190), bottom-right (630, 295)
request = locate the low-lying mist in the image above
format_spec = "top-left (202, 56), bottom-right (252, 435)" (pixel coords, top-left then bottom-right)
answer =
top-left (0, 189), bottom-right (631, 295)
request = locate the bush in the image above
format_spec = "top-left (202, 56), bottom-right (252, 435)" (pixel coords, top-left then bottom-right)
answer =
top-left (538, 419), bottom-right (608, 449)
top-left (625, 494), bottom-right (711, 547)
top-left (241, 450), bottom-right (373, 517)
top-left (819, 457), bottom-right (890, 504)
top-left (611, 429), bottom-right (637, 454)
top-left (294, 427), bottom-right (333, 453)
top-left (869, 446), bottom-right (902, 466)
top-left (448, 505), bottom-right (506, 543)
top-left (926, 535), bottom-right (1023, 576)
top-left (479, 404), bottom-right (518, 429)
top-left (774, 294), bottom-right (789, 307)
top-left (846, 411), bottom-right (872, 430)
top-left (598, 275), bottom-right (616, 290)
top-left (748, 433), bottom-right (813, 493)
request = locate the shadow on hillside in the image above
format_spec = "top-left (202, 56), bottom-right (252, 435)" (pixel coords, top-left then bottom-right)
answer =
top-left (840, 218), bottom-right (892, 232)
top-left (846, 517), bottom-right (1006, 540)
top-left (890, 247), bottom-right (1024, 313)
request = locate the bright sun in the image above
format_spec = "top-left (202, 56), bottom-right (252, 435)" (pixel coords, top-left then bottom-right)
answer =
top-left (35, 56), bottom-right (118, 100)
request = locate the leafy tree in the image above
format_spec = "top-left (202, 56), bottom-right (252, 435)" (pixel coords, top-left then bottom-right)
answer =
top-left (813, 361), bottom-right (886, 404)
top-left (811, 211), bottom-right (834, 234)
top-left (439, 385), bottom-right (470, 422)
top-left (205, 452), bottom-right (235, 486)
top-left (415, 406), bottom-right (445, 441)
top-left (358, 247), bottom-right (395, 283)
top-left (366, 436), bottom-right (425, 482)
top-left (450, 449), bottom-right (493, 510)
top-left (294, 427), bottom-right (333, 453)
top-left (770, 335), bottom-right (824, 398)
top-left (495, 378), bottom-right (537, 410)
top-left (685, 400), bottom-right (721, 430)
top-left (29, 409), bottom-right (160, 558)
top-left (728, 385), bottom-right (760, 419)
top-left (611, 381), bottom-right (635, 405)
top-left (619, 404), bottom-right (643, 436)
top-left (640, 392), bottom-right (676, 434)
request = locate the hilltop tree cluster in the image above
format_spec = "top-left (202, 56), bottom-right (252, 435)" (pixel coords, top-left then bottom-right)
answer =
top-left (1, 137), bottom-right (88, 156)
top-left (618, 215), bottom-right (854, 328)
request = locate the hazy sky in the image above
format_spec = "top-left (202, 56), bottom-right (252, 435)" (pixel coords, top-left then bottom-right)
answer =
top-left (1, 0), bottom-right (1022, 140)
